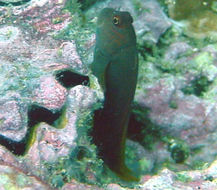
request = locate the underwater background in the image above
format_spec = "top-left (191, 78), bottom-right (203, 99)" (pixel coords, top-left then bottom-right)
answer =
top-left (0, 0), bottom-right (217, 189)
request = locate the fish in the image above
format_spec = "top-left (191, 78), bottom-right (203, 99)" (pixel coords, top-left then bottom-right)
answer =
top-left (91, 8), bottom-right (138, 181)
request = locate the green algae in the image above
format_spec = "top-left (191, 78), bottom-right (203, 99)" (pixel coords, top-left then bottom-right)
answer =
top-left (191, 160), bottom-right (210, 170)
top-left (56, 0), bottom-right (84, 41)
top-left (168, 0), bottom-right (217, 39)
top-left (51, 174), bottom-right (64, 188)
top-left (176, 172), bottom-right (192, 183)
top-left (203, 77), bottom-right (217, 101)
top-left (63, 0), bottom-right (82, 15)
top-left (77, 0), bottom-right (103, 11)
top-left (53, 106), bottom-right (68, 129)
top-left (0, 60), bottom-right (43, 99)
top-left (0, 174), bottom-right (21, 190)
top-left (167, 138), bottom-right (190, 163)
top-left (139, 26), bottom-right (217, 91)
top-left (134, 12), bottom-right (217, 177)
top-left (181, 75), bottom-right (212, 97)
top-left (24, 122), bottom-right (41, 155)
top-left (211, 1), bottom-right (217, 12)
top-left (179, 51), bottom-right (217, 97)
top-left (189, 51), bottom-right (214, 75)
top-left (44, 110), bottom-right (105, 188)
top-left (1, 1), bottom-right (215, 187)
top-left (44, 109), bottom-right (142, 189)
top-left (125, 143), bottom-right (152, 177)
top-left (54, 0), bottom-right (95, 65)
top-left (16, 174), bottom-right (31, 187)
top-left (0, 174), bottom-right (10, 186)
top-left (52, 17), bottom-right (64, 25)
top-left (169, 99), bottom-right (178, 109)
top-left (137, 55), bottom-right (161, 88)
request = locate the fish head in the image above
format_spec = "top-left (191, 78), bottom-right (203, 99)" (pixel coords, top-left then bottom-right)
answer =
top-left (96, 8), bottom-right (136, 56)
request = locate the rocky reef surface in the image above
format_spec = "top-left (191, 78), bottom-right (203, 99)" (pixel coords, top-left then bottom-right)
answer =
top-left (0, 0), bottom-right (217, 189)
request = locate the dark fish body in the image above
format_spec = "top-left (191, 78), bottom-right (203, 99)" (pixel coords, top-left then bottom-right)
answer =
top-left (91, 8), bottom-right (138, 181)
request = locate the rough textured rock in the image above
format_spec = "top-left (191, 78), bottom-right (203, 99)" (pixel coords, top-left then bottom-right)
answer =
top-left (0, 0), bottom-right (83, 143)
top-left (33, 76), bottom-right (68, 110)
top-left (135, 42), bottom-right (217, 177)
top-left (62, 180), bottom-right (104, 190)
top-left (164, 42), bottom-right (192, 62)
top-left (0, 0), bottom-right (217, 189)
top-left (168, 0), bottom-right (217, 40)
top-left (0, 86), bottom-right (98, 188)
top-left (0, 164), bottom-right (51, 190)
top-left (0, 99), bottom-right (27, 141)
top-left (140, 167), bottom-right (217, 190)
top-left (0, 0), bottom-right (96, 189)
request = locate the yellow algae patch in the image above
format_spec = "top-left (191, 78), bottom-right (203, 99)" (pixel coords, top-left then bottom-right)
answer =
top-left (168, 0), bottom-right (217, 39)
top-left (53, 107), bottom-right (68, 129)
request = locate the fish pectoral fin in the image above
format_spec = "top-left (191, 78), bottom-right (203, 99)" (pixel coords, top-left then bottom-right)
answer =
top-left (99, 72), bottom-right (105, 91)
top-left (102, 61), bottom-right (112, 91)
top-left (91, 48), bottom-right (111, 89)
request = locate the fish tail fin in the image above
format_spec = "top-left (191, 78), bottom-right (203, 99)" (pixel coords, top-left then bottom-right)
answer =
top-left (110, 162), bottom-right (140, 182)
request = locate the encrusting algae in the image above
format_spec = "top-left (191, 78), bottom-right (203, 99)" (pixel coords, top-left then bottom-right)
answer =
top-left (168, 0), bottom-right (217, 39)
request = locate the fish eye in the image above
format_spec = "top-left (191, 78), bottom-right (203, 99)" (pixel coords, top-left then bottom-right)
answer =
top-left (113, 16), bottom-right (120, 26)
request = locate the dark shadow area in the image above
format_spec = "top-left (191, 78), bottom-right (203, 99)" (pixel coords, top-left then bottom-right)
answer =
top-left (70, 145), bottom-right (92, 161)
top-left (128, 110), bottom-right (161, 150)
top-left (0, 0), bottom-right (31, 6)
top-left (28, 104), bottom-right (62, 127)
top-left (181, 75), bottom-right (212, 97)
top-left (0, 134), bottom-right (26, 155)
top-left (137, 44), bottom-right (155, 60)
top-left (127, 113), bottom-right (144, 143)
top-left (0, 104), bottom-right (63, 155)
top-left (55, 70), bottom-right (89, 89)
top-left (91, 108), bottom-right (108, 162)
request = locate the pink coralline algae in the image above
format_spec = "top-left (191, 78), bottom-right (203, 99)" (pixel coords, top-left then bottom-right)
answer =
top-left (0, 0), bottom-right (86, 164)
top-left (33, 14), bottom-right (71, 34)
top-left (33, 76), bottom-right (68, 110)
top-left (0, 0), bottom-right (71, 34)
top-left (25, 3), bottom-right (71, 34)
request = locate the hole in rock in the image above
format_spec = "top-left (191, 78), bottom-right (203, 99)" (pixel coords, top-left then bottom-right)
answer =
top-left (127, 111), bottom-right (162, 149)
top-left (55, 70), bottom-right (89, 89)
top-left (0, 0), bottom-right (31, 6)
top-left (0, 134), bottom-right (26, 155)
top-left (28, 104), bottom-right (62, 127)
top-left (0, 104), bottom-right (63, 155)
top-left (127, 113), bottom-right (144, 143)
top-left (70, 146), bottom-right (92, 161)
top-left (181, 75), bottom-right (212, 97)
